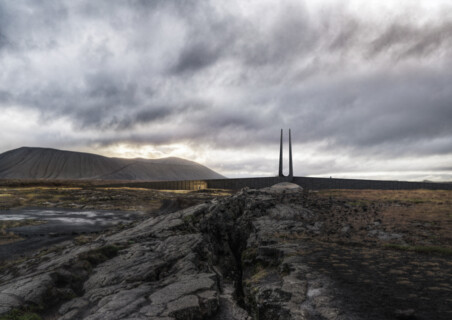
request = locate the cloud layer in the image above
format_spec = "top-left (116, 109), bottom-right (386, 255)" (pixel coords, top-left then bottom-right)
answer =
top-left (1, 0), bottom-right (451, 180)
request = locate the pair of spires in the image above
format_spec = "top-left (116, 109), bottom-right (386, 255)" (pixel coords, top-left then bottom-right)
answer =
top-left (278, 129), bottom-right (293, 178)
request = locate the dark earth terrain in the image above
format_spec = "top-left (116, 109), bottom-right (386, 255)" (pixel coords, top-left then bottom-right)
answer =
top-left (0, 182), bottom-right (450, 319)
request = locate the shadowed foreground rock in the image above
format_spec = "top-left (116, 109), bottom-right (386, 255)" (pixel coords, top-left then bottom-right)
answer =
top-left (0, 183), bottom-right (451, 319)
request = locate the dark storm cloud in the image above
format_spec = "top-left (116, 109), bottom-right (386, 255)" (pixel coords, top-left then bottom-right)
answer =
top-left (101, 101), bottom-right (209, 131)
top-left (1, 0), bottom-right (452, 177)
top-left (168, 2), bottom-right (237, 74)
top-left (275, 70), bottom-right (452, 153)
top-left (0, 1), bottom-right (67, 52)
top-left (16, 72), bottom-right (143, 130)
top-left (0, 31), bottom-right (9, 50)
top-left (171, 41), bottom-right (222, 74)
top-left (0, 0), bottom-right (229, 131)
top-left (0, 90), bottom-right (11, 102)
top-left (240, 6), bottom-right (319, 67)
top-left (369, 22), bottom-right (452, 59)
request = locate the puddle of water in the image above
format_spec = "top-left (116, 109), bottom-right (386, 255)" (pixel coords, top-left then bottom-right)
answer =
top-left (0, 208), bottom-right (145, 261)
top-left (0, 208), bottom-right (143, 226)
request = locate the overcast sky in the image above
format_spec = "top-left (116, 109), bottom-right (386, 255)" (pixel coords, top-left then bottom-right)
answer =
top-left (1, 0), bottom-right (452, 180)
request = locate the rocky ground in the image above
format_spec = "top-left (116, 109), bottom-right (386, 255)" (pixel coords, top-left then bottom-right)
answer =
top-left (0, 186), bottom-right (232, 248)
top-left (0, 184), bottom-right (451, 319)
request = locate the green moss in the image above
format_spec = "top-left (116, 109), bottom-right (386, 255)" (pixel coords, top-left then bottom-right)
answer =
top-left (0, 219), bottom-right (45, 232)
top-left (182, 214), bottom-right (196, 224)
top-left (78, 245), bottom-right (120, 265)
top-left (0, 309), bottom-right (42, 320)
top-left (61, 290), bottom-right (78, 300)
top-left (409, 198), bottom-right (426, 204)
top-left (241, 248), bottom-right (257, 263)
top-left (182, 213), bottom-right (202, 226)
top-left (279, 263), bottom-right (291, 277)
top-left (383, 244), bottom-right (452, 256)
top-left (73, 235), bottom-right (93, 245)
top-left (347, 200), bottom-right (370, 207)
top-left (250, 268), bottom-right (268, 283)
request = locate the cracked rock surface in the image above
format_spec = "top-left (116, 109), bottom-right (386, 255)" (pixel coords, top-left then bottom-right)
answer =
top-left (1, 183), bottom-right (451, 319)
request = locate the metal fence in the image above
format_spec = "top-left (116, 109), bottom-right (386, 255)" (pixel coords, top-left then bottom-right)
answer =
top-left (110, 176), bottom-right (452, 191)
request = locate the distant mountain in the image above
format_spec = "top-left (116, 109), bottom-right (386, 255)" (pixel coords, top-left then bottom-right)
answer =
top-left (0, 147), bottom-right (225, 181)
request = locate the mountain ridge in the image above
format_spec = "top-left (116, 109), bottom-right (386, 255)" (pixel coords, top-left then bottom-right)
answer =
top-left (0, 147), bottom-right (225, 181)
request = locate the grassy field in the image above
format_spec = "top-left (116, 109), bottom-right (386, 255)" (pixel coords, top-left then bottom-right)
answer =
top-left (316, 189), bottom-right (452, 250)
top-left (0, 183), bottom-right (233, 246)
top-left (0, 186), bottom-right (231, 211)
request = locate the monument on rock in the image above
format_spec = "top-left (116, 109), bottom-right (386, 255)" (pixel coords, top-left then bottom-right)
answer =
top-left (278, 129), bottom-right (293, 178)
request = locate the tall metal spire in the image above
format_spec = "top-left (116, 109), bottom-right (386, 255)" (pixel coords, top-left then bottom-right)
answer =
top-left (278, 129), bottom-right (294, 178)
top-left (279, 129), bottom-right (283, 177)
top-left (289, 128), bottom-right (293, 178)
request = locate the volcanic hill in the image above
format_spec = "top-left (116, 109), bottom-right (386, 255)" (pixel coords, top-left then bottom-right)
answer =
top-left (0, 147), bottom-right (224, 181)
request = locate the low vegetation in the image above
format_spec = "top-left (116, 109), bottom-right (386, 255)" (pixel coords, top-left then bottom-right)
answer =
top-left (384, 243), bottom-right (452, 256)
top-left (0, 309), bottom-right (42, 320)
top-left (79, 245), bottom-right (121, 265)
top-left (316, 189), bottom-right (452, 249)
top-left (0, 185), bottom-right (232, 211)
top-left (0, 220), bottom-right (45, 245)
